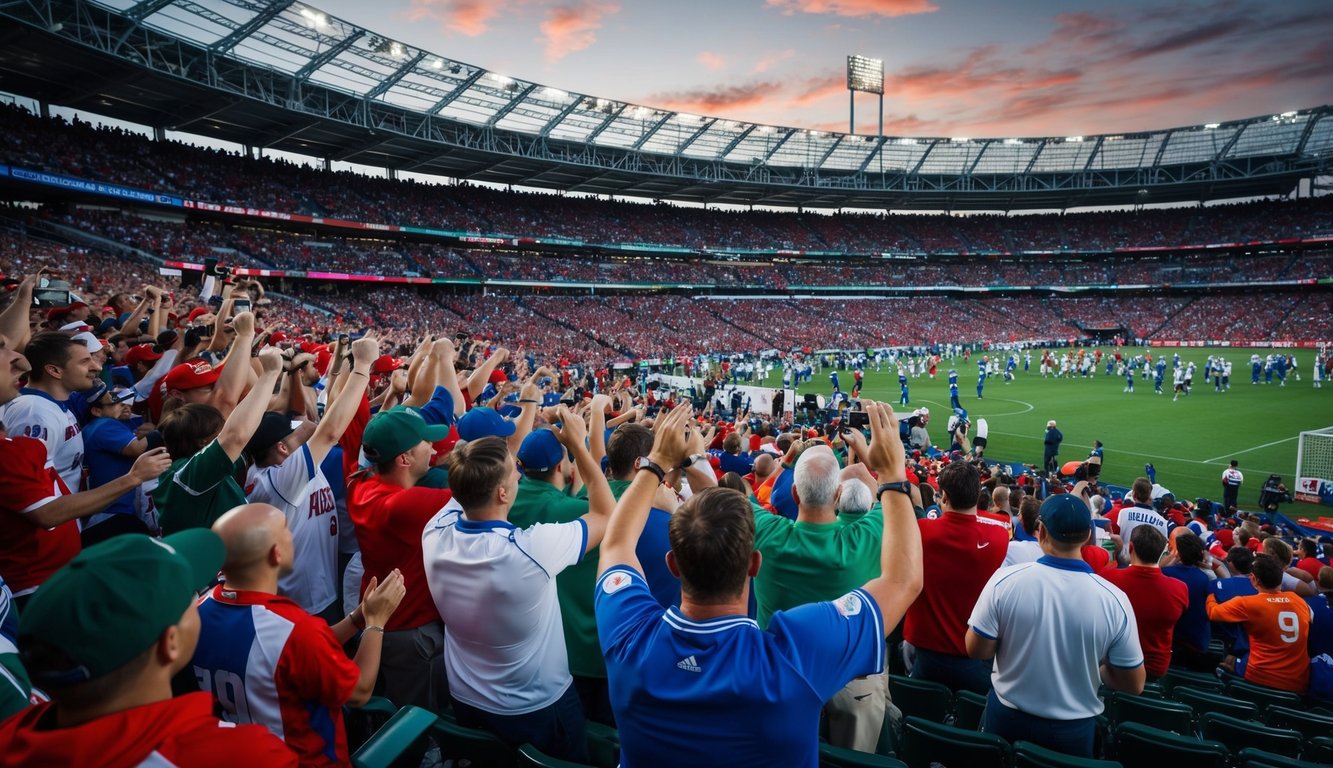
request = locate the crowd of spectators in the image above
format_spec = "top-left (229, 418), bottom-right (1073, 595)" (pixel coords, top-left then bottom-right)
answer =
top-left (5, 104), bottom-right (1333, 255)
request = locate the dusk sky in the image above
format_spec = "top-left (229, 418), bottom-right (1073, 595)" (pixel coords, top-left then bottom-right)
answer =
top-left (306, 0), bottom-right (1333, 139)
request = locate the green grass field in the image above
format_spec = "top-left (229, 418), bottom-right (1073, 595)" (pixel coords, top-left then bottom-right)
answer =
top-left (781, 347), bottom-right (1331, 507)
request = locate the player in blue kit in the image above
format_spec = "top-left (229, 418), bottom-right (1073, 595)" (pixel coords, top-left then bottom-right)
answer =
top-left (898, 369), bottom-right (909, 405)
top-left (976, 359), bottom-right (987, 399)
top-left (1124, 360), bottom-right (1135, 393)
top-left (1154, 358), bottom-right (1166, 394)
top-left (593, 404), bottom-right (922, 768)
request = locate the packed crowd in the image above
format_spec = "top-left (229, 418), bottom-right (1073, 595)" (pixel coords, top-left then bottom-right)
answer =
top-left (0, 254), bottom-right (1329, 767)
top-left (5, 104), bottom-right (1333, 255)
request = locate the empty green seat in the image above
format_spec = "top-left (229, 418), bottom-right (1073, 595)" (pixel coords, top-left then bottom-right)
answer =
top-left (1013, 740), bottom-right (1123, 768)
top-left (1171, 685), bottom-right (1259, 723)
top-left (1159, 669), bottom-right (1225, 694)
top-left (1307, 736), bottom-right (1333, 763)
top-left (889, 675), bottom-right (953, 724)
top-left (899, 716), bottom-right (1011, 768)
top-left (353, 705), bottom-right (440, 768)
top-left (952, 689), bottom-right (987, 731)
top-left (818, 742), bottom-right (909, 768)
top-left (1224, 679), bottom-right (1302, 712)
top-left (1236, 747), bottom-right (1333, 768)
top-left (1112, 722), bottom-right (1228, 768)
top-left (1263, 704), bottom-right (1333, 740)
top-left (1105, 690), bottom-right (1194, 735)
top-left (1198, 712), bottom-right (1302, 759)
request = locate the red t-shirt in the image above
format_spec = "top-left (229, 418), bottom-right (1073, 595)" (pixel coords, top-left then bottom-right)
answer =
top-left (0, 437), bottom-right (79, 595)
top-left (904, 511), bottom-right (1009, 655)
top-left (977, 509), bottom-right (1013, 539)
top-left (196, 586), bottom-right (360, 766)
top-left (0, 692), bottom-right (295, 768)
top-left (1296, 557), bottom-right (1326, 579)
top-left (347, 474), bottom-right (451, 631)
top-left (1101, 565), bottom-right (1189, 677)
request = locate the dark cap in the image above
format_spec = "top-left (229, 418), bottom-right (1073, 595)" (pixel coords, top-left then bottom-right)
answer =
top-left (1039, 493), bottom-right (1092, 543)
top-left (245, 411), bottom-right (297, 459)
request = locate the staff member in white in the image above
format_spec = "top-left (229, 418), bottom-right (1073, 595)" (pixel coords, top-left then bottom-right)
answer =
top-left (1220, 460), bottom-right (1243, 512)
top-left (1, 333), bottom-right (98, 492)
top-left (966, 493), bottom-right (1144, 756)
top-left (1115, 477), bottom-right (1169, 564)
top-left (244, 337), bottom-right (377, 618)
top-left (422, 406), bottom-right (613, 763)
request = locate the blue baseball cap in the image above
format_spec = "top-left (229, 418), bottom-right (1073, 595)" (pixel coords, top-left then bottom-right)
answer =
top-left (517, 428), bottom-right (566, 473)
top-left (457, 407), bottom-right (516, 442)
top-left (1039, 493), bottom-right (1092, 543)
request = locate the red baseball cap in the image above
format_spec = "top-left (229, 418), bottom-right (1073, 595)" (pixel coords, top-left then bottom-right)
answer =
top-left (125, 344), bottom-right (163, 366)
top-left (371, 355), bottom-right (404, 375)
top-left (164, 359), bottom-right (222, 392)
top-left (187, 307), bottom-right (211, 323)
top-left (268, 331), bottom-right (290, 345)
top-left (488, 369), bottom-right (508, 385)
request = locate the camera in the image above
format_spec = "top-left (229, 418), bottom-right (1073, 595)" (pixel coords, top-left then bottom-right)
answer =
top-left (32, 278), bottom-right (73, 309)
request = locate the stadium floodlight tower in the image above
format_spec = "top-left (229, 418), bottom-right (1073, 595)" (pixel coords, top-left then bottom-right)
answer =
top-left (846, 54), bottom-right (884, 138)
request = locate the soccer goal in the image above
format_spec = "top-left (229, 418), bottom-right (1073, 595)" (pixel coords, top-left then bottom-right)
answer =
top-left (1295, 426), bottom-right (1333, 506)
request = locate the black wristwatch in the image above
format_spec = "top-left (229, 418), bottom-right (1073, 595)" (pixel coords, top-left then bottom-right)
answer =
top-left (877, 481), bottom-right (913, 497)
top-left (678, 453), bottom-right (708, 470)
top-left (635, 457), bottom-right (666, 483)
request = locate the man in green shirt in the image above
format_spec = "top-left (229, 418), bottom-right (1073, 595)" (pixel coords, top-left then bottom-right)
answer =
top-left (155, 348), bottom-right (283, 534)
top-left (752, 433), bottom-right (891, 754)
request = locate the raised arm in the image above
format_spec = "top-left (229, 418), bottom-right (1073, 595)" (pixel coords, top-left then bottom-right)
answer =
top-left (217, 347), bottom-right (283, 462)
top-left (551, 405), bottom-right (615, 556)
top-left (466, 346), bottom-right (508, 403)
top-left (209, 311), bottom-right (257, 417)
top-left (307, 337), bottom-right (376, 466)
top-left (858, 401), bottom-right (924, 637)
top-left (0, 274), bottom-right (37, 348)
top-left (598, 404), bottom-right (692, 576)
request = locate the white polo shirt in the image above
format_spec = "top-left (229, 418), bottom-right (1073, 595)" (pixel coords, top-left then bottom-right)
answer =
top-left (968, 555), bottom-right (1142, 720)
top-left (422, 504), bottom-right (587, 716)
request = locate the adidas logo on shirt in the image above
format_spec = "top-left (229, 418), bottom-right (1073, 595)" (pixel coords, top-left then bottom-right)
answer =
top-left (676, 655), bottom-right (702, 673)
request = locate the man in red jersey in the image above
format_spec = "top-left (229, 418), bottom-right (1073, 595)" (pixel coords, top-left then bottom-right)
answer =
top-left (903, 461), bottom-right (1008, 693)
top-left (0, 530), bottom-right (295, 767)
top-left (193, 503), bottom-right (406, 766)
top-left (1101, 525), bottom-right (1189, 680)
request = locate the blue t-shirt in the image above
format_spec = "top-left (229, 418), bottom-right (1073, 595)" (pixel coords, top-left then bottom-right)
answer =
top-left (81, 417), bottom-right (137, 516)
top-left (1210, 575), bottom-right (1257, 653)
top-left (770, 466), bottom-right (797, 520)
top-left (1163, 565), bottom-right (1213, 653)
top-left (595, 567), bottom-right (883, 768)
top-left (1306, 594), bottom-right (1333, 658)
top-left (718, 451), bottom-right (754, 476)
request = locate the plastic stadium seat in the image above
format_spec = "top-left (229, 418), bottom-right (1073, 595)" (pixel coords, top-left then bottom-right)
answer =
top-left (889, 675), bottom-right (953, 723)
top-left (899, 716), bottom-right (1012, 768)
top-left (352, 705), bottom-right (440, 768)
top-left (517, 744), bottom-right (598, 768)
top-left (582, 722), bottom-right (620, 768)
top-left (1223, 679), bottom-right (1302, 712)
top-left (1171, 686), bottom-right (1259, 723)
top-left (1263, 704), bottom-right (1333, 740)
top-left (345, 696), bottom-right (400, 753)
top-left (818, 742), bottom-right (909, 768)
top-left (952, 689), bottom-right (987, 731)
top-left (1307, 736), bottom-right (1333, 763)
top-left (1012, 740), bottom-right (1123, 768)
top-left (1198, 712), bottom-right (1302, 758)
top-left (431, 716), bottom-right (518, 767)
top-left (1105, 690), bottom-right (1194, 735)
top-left (1139, 681), bottom-right (1166, 699)
top-left (1236, 747), bottom-right (1333, 768)
top-left (1159, 668), bottom-right (1225, 694)
top-left (1112, 722), bottom-right (1228, 768)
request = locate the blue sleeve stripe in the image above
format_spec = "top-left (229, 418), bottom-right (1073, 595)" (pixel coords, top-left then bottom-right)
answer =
top-left (852, 588), bottom-right (885, 674)
top-left (969, 625), bottom-right (998, 641)
top-left (1108, 661), bottom-right (1144, 670)
top-left (575, 518), bottom-right (589, 564)
top-left (302, 444), bottom-right (315, 479)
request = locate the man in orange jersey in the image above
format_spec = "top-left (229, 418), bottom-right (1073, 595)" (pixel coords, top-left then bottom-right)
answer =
top-left (1206, 554), bottom-right (1312, 693)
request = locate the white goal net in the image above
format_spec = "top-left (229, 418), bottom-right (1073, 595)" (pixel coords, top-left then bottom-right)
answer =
top-left (1295, 426), bottom-right (1333, 506)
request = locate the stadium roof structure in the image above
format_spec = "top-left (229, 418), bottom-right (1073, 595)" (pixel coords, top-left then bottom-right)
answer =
top-left (0, 0), bottom-right (1330, 211)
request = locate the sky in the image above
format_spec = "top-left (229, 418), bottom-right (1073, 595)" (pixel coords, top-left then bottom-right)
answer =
top-left (305, 0), bottom-right (1333, 139)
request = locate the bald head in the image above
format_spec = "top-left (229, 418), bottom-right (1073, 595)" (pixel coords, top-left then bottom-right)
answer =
top-left (213, 503), bottom-right (288, 578)
top-left (753, 453), bottom-right (776, 479)
top-left (992, 485), bottom-right (1010, 515)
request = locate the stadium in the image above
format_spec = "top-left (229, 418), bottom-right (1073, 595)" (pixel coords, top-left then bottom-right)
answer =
top-left (0, 0), bottom-right (1331, 765)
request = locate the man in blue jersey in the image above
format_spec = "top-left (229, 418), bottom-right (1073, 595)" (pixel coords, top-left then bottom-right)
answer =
top-left (593, 403), bottom-right (922, 767)
top-left (976, 359), bottom-right (987, 399)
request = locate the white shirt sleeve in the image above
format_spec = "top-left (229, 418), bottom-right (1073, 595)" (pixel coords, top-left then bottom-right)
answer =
top-left (133, 348), bottom-right (179, 400)
top-left (0, 399), bottom-right (61, 457)
top-left (519, 519), bottom-right (588, 576)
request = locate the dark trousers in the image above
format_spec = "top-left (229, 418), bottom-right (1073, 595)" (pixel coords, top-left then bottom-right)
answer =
top-left (572, 674), bottom-right (616, 727)
top-left (911, 647), bottom-right (993, 694)
top-left (1222, 486), bottom-right (1239, 511)
top-left (452, 683), bottom-right (589, 763)
top-left (983, 689), bottom-right (1096, 757)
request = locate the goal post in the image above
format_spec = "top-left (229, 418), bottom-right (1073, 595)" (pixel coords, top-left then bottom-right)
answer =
top-left (1295, 426), bottom-right (1333, 506)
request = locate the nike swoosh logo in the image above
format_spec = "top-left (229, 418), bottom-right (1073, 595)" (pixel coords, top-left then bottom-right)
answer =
top-left (977, 542), bottom-right (990, 549)
top-left (853, 693), bottom-right (872, 701)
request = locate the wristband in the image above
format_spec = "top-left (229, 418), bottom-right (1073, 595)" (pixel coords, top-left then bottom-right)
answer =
top-left (364, 626), bottom-right (384, 634)
top-left (349, 611), bottom-right (366, 630)
top-left (635, 457), bottom-right (666, 483)
top-left (877, 481), bottom-right (913, 497)
top-left (519, 398), bottom-right (539, 404)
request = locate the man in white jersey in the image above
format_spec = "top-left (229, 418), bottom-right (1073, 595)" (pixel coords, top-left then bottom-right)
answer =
top-left (1, 333), bottom-right (99, 492)
top-left (1115, 478), bottom-right (1169, 564)
top-left (244, 336), bottom-right (376, 618)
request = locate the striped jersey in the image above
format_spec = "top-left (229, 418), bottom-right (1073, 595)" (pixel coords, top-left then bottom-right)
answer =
top-left (192, 585), bottom-right (359, 767)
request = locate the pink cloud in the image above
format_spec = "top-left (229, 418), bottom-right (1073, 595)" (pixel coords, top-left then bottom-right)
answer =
top-left (404, 0), bottom-right (503, 37)
top-left (697, 51), bottom-right (727, 71)
top-left (539, 1), bottom-right (620, 62)
top-left (752, 49), bottom-right (796, 73)
top-left (765, 0), bottom-right (939, 18)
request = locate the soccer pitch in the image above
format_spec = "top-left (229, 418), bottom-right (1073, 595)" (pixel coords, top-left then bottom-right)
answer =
top-left (788, 347), bottom-right (1330, 509)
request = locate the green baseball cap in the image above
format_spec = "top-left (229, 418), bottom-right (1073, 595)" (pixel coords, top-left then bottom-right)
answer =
top-left (362, 406), bottom-right (450, 463)
top-left (19, 529), bottom-right (224, 686)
